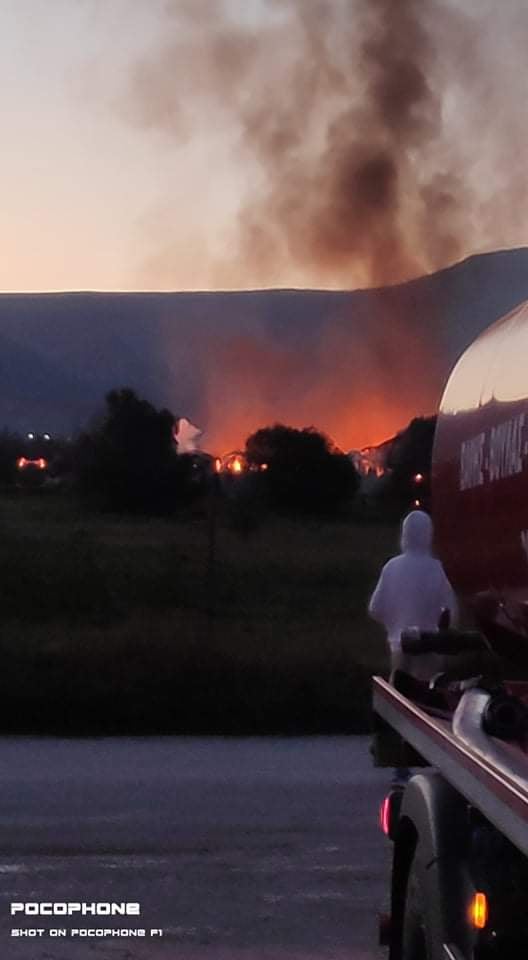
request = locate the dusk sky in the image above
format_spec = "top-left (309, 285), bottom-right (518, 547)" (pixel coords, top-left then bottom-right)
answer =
top-left (1, 0), bottom-right (527, 293)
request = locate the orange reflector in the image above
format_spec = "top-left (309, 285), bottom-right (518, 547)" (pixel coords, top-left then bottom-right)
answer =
top-left (469, 892), bottom-right (488, 929)
top-left (380, 796), bottom-right (391, 836)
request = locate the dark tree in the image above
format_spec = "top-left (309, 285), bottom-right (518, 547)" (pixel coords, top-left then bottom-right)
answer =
top-left (245, 423), bottom-right (359, 514)
top-left (75, 388), bottom-right (180, 513)
top-left (385, 416), bottom-right (437, 507)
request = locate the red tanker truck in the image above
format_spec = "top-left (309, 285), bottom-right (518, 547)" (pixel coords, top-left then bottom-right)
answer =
top-left (373, 298), bottom-right (528, 959)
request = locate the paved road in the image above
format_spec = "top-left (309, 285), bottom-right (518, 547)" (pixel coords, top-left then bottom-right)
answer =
top-left (0, 737), bottom-right (390, 959)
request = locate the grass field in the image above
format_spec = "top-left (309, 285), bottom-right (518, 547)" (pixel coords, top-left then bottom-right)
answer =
top-left (0, 492), bottom-right (399, 734)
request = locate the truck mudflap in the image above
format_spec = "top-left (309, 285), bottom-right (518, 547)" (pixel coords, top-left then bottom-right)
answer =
top-left (373, 677), bottom-right (528, 857)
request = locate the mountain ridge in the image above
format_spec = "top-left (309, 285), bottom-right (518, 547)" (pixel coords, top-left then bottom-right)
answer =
top-left (2, 247), bottom-right (528, 448)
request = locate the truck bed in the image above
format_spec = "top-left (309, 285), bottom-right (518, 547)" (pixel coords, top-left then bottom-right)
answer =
top-left (373, 676), bottom-right (528, 856)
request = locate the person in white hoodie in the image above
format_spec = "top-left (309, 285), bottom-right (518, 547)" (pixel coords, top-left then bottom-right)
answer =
top-left (368, 510), bottom-right (458, 683)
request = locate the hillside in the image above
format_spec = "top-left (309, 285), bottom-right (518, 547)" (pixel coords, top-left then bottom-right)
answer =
top-left (2, 247), bottom-right (528, 448)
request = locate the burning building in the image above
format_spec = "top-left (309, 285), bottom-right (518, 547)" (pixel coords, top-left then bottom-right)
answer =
top-left (349, 415), bottom-right (435, 508)
top-left (350, 438), bottom-right (394, 480)
top-left (221, 452), bottom-right (248, 475)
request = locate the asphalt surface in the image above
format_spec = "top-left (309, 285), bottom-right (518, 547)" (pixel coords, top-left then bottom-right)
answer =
top-left (0, 736), bottom-right (390, 959)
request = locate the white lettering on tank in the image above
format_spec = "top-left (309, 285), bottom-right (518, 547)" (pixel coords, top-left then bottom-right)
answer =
top-left (460, 432), bottom-right (485, 491)
top-left (459, 413), bottom-right (527, 491)
top-left (489, 413), bottom-right (525, 482)
top-left (521, 530), bottom-right (528, 564)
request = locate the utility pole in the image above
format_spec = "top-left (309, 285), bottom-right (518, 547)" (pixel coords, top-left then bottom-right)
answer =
top-left (206, 465), bottom-right (221, 624)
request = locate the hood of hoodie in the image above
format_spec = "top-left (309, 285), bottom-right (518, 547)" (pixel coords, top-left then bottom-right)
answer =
top-left (400, 510), bottom-right (433, 554)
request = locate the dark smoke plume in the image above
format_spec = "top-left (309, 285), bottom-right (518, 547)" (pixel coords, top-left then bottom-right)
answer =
top-left (123, 0), bottom-right (474, 287)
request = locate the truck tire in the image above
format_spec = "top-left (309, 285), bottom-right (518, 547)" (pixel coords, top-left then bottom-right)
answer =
top-left (401, 854), bottom-right (429, 960)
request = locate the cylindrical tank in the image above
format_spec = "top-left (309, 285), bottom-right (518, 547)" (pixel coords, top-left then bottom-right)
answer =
top-left (433, 299), bottom-right (528, 660)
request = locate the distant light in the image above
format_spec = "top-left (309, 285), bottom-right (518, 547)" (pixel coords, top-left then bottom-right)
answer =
top-left (43, 433), bottom-right (51, 441)
top-left (413, 499), bottom-right (421, 508)
top-left (413, 473), bottom-right (424, 484)
top-left (260, 463), bottom-right (269, 472)
top-left (27, 433), bottom-right (34, 440)
top-left (232, 458), bottom-right (243, 474)
top-left (17, 456), bottom-right (47, 471)
top-left (215, 458), bottom-right (222, 474)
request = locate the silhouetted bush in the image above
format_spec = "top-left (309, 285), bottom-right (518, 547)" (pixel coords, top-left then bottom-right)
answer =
top-left (245, 423), bottom-right (359, 514)
top-left (385, 415), bottom-right (436, 507)
top-left (75, 388), bottom-right (180, 513)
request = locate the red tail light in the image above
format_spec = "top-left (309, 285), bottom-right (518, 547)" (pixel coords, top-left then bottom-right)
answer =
top-left (380, 796), bottom-right (391, 836)
top-left (379, 790), bottom-right (403, 840)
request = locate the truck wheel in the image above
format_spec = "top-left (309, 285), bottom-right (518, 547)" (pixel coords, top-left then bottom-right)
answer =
top-left (402, 855), bottom-right (429, 960)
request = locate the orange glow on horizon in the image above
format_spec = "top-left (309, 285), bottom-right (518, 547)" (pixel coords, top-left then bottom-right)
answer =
top-left (199, 326), bottom-right (435, 457)
top-left (204, 407), bottom-right (419, 461)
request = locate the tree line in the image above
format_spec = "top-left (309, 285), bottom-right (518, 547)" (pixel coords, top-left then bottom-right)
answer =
top-left (0, 388), bottom-right (436, 517)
